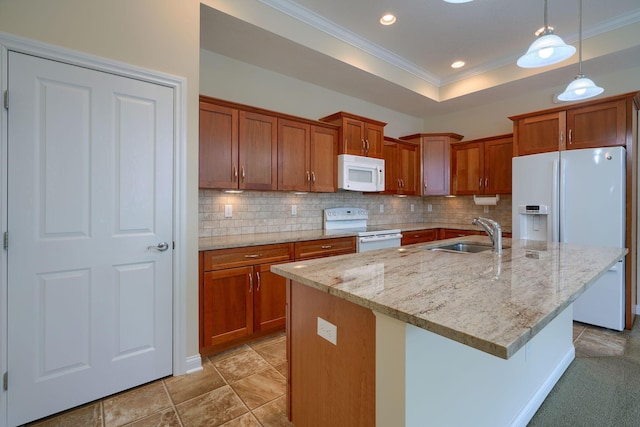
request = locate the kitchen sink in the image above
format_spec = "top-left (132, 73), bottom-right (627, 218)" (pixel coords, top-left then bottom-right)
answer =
top-left (424, 242), bottom-right (494, 254)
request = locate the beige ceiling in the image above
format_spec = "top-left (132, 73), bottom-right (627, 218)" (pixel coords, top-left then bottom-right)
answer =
top-left (200, 0), bottom-right (640, 117)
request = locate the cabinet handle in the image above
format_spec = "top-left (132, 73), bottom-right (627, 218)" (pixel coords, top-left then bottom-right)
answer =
top-left (569, 129), bottom-right (573, 144)
top-left (248, 273), bottom-right (253, 293)
top-left (401, 179), bottom-right (405, 188)
top-left (397, 178), bottom-right (401, 188)
top-left (311, 171), bottom-right (316, 182)
top-left (485, 178), bottom-right (488, 188)
top-left (256, 272), bottom-right (261, 291)
top-left (306, 171), bottom-right (310, 183)
top-left (479, 178), bottom-right (483, 189)
top-left (233, 165), bottom-right (238, 181)
top-left (321, 245), bottom-right (333, 249)
top-left (365, 139), bottom-right (370, 151)
top-left (244, 254), bottom-right (262, 259)
top-left (241, 167), bottom-right (246, 181)
top-left (560, 131), bottom-right (564, 146)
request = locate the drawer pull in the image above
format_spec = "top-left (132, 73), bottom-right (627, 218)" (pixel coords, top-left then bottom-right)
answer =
top-left (244, 254), bottom-right (261, 258)
top-left (256, 272), bottom-right (261, 291)
top-left (321, 245), bottom-right (333, 249)
top-left (248, 273), bottom-right (253, 293)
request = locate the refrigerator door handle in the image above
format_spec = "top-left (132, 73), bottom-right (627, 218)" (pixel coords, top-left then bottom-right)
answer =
top-left (552, 158), bottom-right (560, 242)
top-left (558, 158), bottom-right (566, 243)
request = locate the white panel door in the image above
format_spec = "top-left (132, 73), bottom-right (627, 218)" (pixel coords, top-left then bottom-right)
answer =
top-left (7, 52), bottom-right (174, 426)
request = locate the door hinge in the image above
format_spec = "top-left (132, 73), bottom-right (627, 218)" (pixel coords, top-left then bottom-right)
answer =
top-left (3, 90), bottom-right (7, 110)
top-left (3, 232), bottom-right (7, 250)
top-left (3, 372), bottom-right (7, 391)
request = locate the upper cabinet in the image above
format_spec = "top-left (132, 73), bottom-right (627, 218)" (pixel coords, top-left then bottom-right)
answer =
top-left (450, 134), bottom-right (513, 195)
top-left (277, 119), bottom-right (338, 193)
top-left (320, 111), bottom-right (386, 158)
top-left (400, 133), bottom-right (463, 196)
top-left (382, 137), bottom-right (419, 196)
top-left (199, 96), bottom-right (277, 190)
top-left (510, 93), bottom-right (635, 156)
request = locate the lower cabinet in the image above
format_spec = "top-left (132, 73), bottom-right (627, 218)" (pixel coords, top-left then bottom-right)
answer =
top-left (401, 229), bottom-right (439, 245)
top-left (200, 237), bottom-right (357, 356)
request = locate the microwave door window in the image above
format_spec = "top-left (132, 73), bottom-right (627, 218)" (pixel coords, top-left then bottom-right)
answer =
top-left (350, 168), bottom-right (372, 183)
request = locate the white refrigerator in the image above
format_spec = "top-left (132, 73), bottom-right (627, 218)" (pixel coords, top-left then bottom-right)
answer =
top-left (512, 147), bottom-right (626, 330)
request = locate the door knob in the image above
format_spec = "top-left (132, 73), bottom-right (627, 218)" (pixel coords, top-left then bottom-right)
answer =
top-left (148, 241), bottom-right (170, 252)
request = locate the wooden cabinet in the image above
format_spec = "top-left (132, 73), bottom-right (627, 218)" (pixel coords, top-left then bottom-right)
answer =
top-left (511, 95), bottom-right (629, 156)
top-left (439, 228), bottom-right (483, 239)
top-left (451, 134), bottom-right (513, 195)
top-left (295, 236), bottom-right (357, 260)
top-left (319, 111), bottom-right (386, 158)
top-left (199, 96), bottom-right (277, 190)
top-left (277, 119), bottom-right (338, 192)
top-left (382, 137), bottom-right (419, 195)
top-left (200, 243), bottom-right (293, 355)
top-left (401, 229), bottom-right (438, 245)
top-left (400, 133), bottom-right (464, 196)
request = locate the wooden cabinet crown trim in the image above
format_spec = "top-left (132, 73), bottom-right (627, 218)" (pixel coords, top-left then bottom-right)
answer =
top-left (399, 132), bottom-right (464, 141)
top-left (318, 111), bottom-right (387, 127)
top-left (199, 95), bottom-right (339, 130)
top-left (508, 91), bottom-right (640, 121)
top-left (450, 133), bottom-right (513, 145)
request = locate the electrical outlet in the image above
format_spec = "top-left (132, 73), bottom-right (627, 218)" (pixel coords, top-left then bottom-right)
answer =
top-left (224, 204), bottom-right (232, 218)
top-left (292, 205), bottom-right (297, 216)
top-left (379, 204), bottom-right (384, 213)
top-left (427, 204), bottom-right (433, 212)
top-left (410, 204), bottom-right (415, 212)
top-left (484, 206), bottom-right (489, 213)
top-left (317, 317), bottom-right (337, 345)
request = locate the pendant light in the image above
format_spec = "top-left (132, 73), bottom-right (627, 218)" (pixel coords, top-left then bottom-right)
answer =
top-left (517, 0), bottom-right (575, 68)
top-left (557, 0), bottom-right (603, 101)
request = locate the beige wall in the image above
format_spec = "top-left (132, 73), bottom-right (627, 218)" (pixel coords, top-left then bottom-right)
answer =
top-left (0, 0), bottom-right (202, 360)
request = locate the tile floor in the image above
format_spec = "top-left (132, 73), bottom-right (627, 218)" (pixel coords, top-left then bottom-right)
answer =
top-left (27, 333), bottom-right (292, 427)
top-left (26, 322), bottom-right (628, 427)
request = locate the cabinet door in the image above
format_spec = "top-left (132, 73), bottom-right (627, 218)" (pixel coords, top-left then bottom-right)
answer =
top-left (398, 142), bottom-right (419, 195)
top-left (253, 263), bottom-right (287, 333)
top-left (451, 142), bottom-right (483, 195)
top-left (199, 102), bottom-right (238, 189)
top-left (278, 119), bottom-right (310, 192)
top-left (422, 136), bottom-right (450, 196)
top-left (567, 99), bottom-right (626, 149)
top-left (310, 125), bottom-right (337, 192)
top-left (483, 136), bottom-right (513, 194)
top-left (515, 112), bottom-right (565, 156)
top-left (382, 140), bottom-right (399, 193)
top-left (342, 117), bottom-right (365, 155)
top-left (239, 111), bottom-right (278, 190)
top-left (365, 123), bottom-right (384, 158)
top-left (202, 266), bottom-right (253, 348)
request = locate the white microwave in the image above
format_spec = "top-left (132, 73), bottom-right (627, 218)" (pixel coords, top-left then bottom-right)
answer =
top-left (338, 154), bottom-right (385, 192)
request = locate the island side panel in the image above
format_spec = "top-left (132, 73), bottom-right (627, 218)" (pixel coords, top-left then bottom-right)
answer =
top-left (288, 280), bottom-right (376, 427)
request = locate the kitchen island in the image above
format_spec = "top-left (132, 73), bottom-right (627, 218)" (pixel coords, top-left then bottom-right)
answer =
top-left (271, 236), bottom-right (627, 427)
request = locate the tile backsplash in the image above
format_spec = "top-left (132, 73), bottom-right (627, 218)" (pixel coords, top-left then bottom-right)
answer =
top-left (199, 190), bottom-right (512, 237)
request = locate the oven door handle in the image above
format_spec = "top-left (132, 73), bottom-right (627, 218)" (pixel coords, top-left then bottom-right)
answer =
top-left (359, 233), bottom-right (403, 243)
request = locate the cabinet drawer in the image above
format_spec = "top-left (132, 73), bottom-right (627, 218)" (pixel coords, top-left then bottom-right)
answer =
top-left (203, 243), bottom-right (293, 271)
top-left (439, 229), bottom-right (483, 239)
top-left (295, 237), bottom-right (357, 260)
top-left (401, 229), bottom-right (438, 245)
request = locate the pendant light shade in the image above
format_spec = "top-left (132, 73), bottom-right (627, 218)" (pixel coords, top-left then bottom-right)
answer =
top-left (557, 0), bottom-right (603, 101)
top-left (517, 0), bottom-right (575, 68)
top-left (557, 75), bottom-right (603, 101)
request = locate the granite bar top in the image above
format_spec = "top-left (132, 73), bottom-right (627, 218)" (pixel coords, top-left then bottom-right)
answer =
top-left (271, 236), bottom-right (627, 359)
top-left (199, 222), bottom-right (505, 251)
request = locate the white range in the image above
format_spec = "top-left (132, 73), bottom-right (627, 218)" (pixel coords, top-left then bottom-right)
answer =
top-left (323, 207), bottom-right (402, 253)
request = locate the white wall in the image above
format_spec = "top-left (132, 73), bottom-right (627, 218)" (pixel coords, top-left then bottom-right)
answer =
top-left (200, 49), bottom-right (424, 137)
top-left (0, 0), bottom-right (202, 361)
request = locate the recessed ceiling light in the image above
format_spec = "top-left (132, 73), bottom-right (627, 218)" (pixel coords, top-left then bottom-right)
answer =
top-left (451, 60), bottom-right (465, 69)
top-left (380, 14), bottom-right (396, 25)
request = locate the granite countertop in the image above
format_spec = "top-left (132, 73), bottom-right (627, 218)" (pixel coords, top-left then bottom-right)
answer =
top-left (199, 222), bottom-right (505, 251)
top-left (271, 236), bottom-right (627, 359)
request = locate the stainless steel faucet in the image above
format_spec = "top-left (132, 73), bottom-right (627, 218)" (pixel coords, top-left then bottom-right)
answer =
top-left (472, 217), bottom-right (502, 255)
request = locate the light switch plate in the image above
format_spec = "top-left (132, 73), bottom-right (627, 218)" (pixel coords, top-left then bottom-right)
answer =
top-left (224, 204), bottom-right (232, 218)
top-left (317, 317), bottom-right (337, 345)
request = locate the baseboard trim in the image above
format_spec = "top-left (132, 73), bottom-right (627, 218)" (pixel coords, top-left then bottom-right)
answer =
top-left (509, 346), bottom-right (575, 427)
top-left (184, 355), bottom-right (203, 374)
